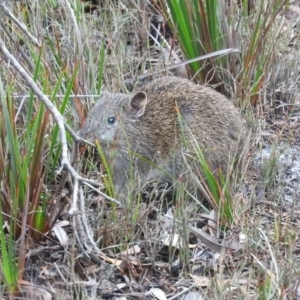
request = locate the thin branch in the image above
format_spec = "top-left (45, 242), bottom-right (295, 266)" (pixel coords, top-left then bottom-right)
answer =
top-left (0, 4), bottom-right (121, 260)
top-left (0, 2), bottom-right (41, 48)
top-left (0, 37), bottom-right (98, 214)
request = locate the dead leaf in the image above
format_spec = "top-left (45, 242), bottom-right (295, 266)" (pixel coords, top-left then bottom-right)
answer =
top-left (51, 230), bottom-right (67, 246)
top-left (189, 226), bottom-right (242, 253)
top-left (190, 274), bottom-right (211, 287)
top-left (184, 291), bottom-right (204, 300)
top-left (161, 232), bottom-right (183, 248)
top-left (119, 244), bottom-right (141, 256)
top-left (146, 288), bottom-right (167, 300)
top-left (51, 223), bottom-right (69, 246)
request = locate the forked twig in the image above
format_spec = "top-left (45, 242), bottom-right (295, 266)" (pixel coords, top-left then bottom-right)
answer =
top-left (0, 2), bottom-right (118, 260)
top-left (0, 34), bottom-right (96, 208)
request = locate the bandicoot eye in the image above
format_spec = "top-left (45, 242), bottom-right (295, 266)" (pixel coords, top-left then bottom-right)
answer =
top-left (107, 117), bottom-right (115, 124)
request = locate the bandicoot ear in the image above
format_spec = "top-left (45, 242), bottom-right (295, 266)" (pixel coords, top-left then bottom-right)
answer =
top-left (129, 92), bottom-right (147, 117)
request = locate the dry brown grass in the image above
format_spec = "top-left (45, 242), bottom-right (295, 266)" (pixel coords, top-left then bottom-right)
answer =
top-left (1, 0), bottom-right (300, 299)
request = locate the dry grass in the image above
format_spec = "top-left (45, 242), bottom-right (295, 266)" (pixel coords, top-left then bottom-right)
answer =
top-left (1, 0), bottom-right (300, 299)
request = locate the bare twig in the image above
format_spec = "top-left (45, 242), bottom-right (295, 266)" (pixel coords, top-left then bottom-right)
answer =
top-left (0, 38), bottom-right (73, 169)
top-left (0, 2), bottom-right (41, 48)
top-left (123, 48), bottom-right (240, 84)
top-left (0, 28), bottom-right (121, 263)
